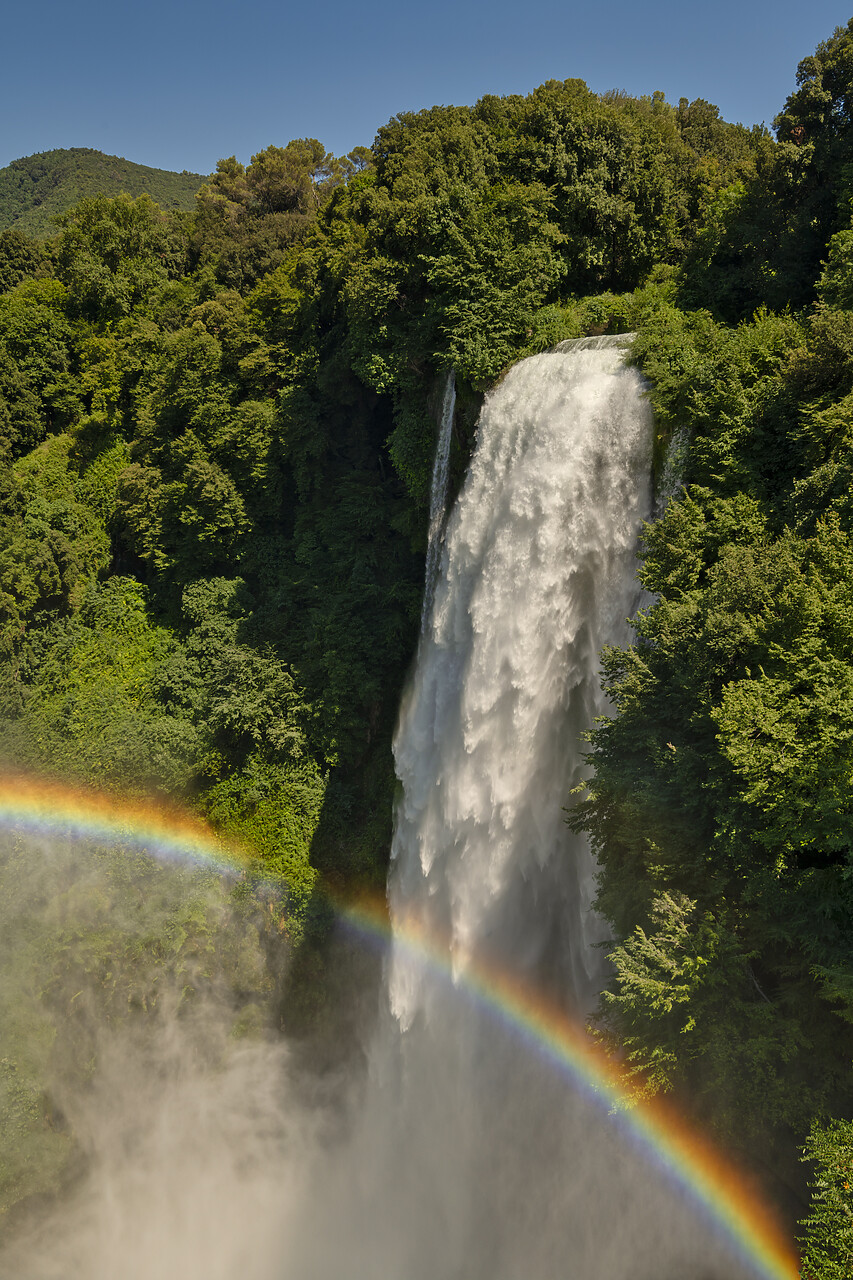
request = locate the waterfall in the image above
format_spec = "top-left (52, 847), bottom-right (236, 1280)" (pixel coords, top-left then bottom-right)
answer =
top-left (422, 369), bottom-right (457, 627)
top-left (1, 342), bottom-right (774, 1280)
top-left (275, 340), bottom-right (758, 1280)
top-left (390, 338), bottom-right (651, 1024)
top-left (280, 339), bottom-right (757, 1280)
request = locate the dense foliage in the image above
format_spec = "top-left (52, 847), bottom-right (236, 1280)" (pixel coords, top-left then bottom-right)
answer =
top-left (570, 20), bottom-right (853, 1255)
top-left (0, 149), bottom-right (207, 238)
top-left (575, 306), bottom-right (853, 1157)
top-left (799, 1119), bottom-right (853, 1278)
top-left (2, 20), bottom-right (853, 1264)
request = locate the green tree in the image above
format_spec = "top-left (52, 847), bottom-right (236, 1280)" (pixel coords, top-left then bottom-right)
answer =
top-left (799, 1120), bottom-right (853, 1279)
top-left (190, 142), bottom-right (349, 291)
top-left (0, 229), bottom-right (48, 294)
top-left (573, 301), bottom-right (853, 1182)
top-left (55, 193), bottom-right (188, 322)
top-left (0, 278), bottom-right (82, 456)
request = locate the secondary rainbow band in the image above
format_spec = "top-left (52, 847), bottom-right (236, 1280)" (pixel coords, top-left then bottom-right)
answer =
top-left (342, 897), bottom-right (801, 1280)
top-left (0, 776), bottom-right (800, 1280)
top-left (0, 775), bottom-right (249, 876)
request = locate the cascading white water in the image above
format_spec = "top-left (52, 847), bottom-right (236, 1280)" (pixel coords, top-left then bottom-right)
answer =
top-left (390, 339), bottom-right (650, 1023)
top-left (422, 369), bottom-right (457, 626)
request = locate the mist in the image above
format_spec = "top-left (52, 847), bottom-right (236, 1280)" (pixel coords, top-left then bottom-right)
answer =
top-left (0, 828), bottom-right (776, 1280)
top-left (0, 831), bottom-right (310, 1279)
top-left (0, 343), bottom-right (789, 1280)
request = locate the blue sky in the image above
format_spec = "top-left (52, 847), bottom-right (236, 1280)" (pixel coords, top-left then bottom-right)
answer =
top-left (3, 0), bottom-right (852, 174)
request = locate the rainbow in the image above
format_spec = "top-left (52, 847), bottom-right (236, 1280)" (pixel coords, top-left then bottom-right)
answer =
top-left (342, 897), bottom-right (801, 1280)
top-left (0, 774), bottom-right (250, 876)
top-left (0, 776), bottom-right (801, 1280)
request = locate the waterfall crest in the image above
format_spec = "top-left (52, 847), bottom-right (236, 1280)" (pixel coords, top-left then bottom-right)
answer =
top-left (553, 331), bottom-right (636, 351)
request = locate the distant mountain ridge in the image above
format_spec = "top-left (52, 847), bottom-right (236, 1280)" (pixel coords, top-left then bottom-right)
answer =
top-left (0, 148), bottom-right (208, 236)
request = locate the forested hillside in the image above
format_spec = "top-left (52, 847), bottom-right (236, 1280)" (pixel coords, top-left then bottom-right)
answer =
top-left (2, 20), bottom-right (853, 1269)
top-left (0, 149), bottom-right (207, 237)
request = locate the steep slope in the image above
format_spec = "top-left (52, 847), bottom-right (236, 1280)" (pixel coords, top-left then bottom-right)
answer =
top-left (0, 148), bottom-right (207, 236)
